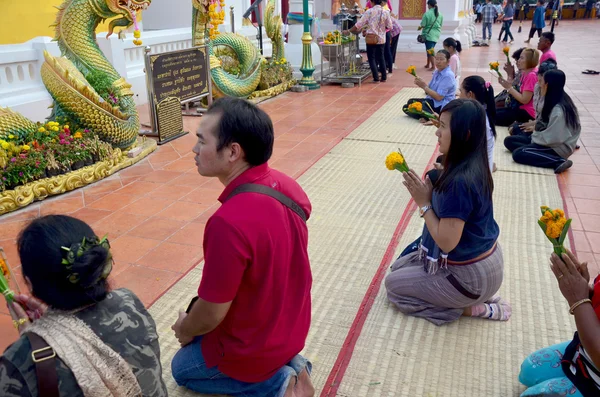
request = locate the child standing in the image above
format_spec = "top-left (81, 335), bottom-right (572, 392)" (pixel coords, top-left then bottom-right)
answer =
top-left (443, 38), bottom-right (462, 87)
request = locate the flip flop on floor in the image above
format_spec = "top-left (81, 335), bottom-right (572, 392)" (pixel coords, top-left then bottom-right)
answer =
top-left (582, 69), bottom-right (600, 75)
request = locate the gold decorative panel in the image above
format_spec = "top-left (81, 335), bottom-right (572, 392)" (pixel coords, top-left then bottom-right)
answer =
top-left (400, 0), bottom-right (426, 19)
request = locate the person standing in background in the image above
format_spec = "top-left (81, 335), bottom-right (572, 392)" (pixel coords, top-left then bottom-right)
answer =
top-left (573, 0), bottom-right (580, 19)
top-left (419, 0), bottom-right (444, 71)
top-left (525, 0), bottom-right (546, 44)
top-left (481, 0), bottom-right (497, 45)
top-left (390, 17), bottom-right (403, 70)
top-left (500, 0), bottom-right (515, 43)
top-left (583, 0), bottom-right (596, 18)
top-left (345, 0), bottom-right (392, 82)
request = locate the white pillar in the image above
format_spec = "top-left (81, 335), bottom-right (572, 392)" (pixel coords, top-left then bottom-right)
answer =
top-left (395, 0), bottom-right (475, 52)
top-left (285, 0), bottom-right (322, 78)
top-left (142, 0), bottom-right (191, 30)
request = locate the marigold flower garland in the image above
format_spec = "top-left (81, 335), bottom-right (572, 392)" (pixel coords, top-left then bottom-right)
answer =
top-left (538, 206), bottom-right (572, 255)
top-left (209, 0), bottom-right (227, 40)
top-left (0, 250), bottom-right (15, 303)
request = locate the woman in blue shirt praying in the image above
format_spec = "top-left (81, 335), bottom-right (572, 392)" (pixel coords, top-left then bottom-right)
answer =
top-left (403, 50), bottom-right (457, 122)
top-left (386, 99), bottom-right (510, 326)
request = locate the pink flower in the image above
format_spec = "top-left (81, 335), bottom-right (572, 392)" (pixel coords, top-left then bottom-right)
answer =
top-left (35, 161), bottom-right (40, 166)
top-left (84, 129), bottom-right (90, 133)
top-left (19, 154), bottom-right (27, 158)
top-left (59, 139), bottom-right (68, 145)
top-left (18, 172), bottom-right (23, 177)
top-left (10, 158), bottom-right (16, 163)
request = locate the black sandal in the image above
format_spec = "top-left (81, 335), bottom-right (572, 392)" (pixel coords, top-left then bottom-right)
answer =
top-left (582, 69), bottom-right (600, 75)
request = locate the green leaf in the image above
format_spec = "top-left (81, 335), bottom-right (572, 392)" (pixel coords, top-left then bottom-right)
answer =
top-left (558, 218), bottom-right (572, 245)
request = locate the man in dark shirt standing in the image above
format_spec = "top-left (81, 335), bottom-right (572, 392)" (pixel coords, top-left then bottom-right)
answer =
top-left (171, 98), bottom-right (315, 397)
top-left (584, 0), bottom-right (596, 18)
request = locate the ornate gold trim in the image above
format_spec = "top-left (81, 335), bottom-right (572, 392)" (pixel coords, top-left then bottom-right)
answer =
top-left (248, 78), bottom-right (296, 99)
top-left (0, 138), bottom-right (157, 216)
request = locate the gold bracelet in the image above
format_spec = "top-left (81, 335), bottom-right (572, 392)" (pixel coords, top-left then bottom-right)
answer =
top-left (569, 298), bottom-right (592, 315)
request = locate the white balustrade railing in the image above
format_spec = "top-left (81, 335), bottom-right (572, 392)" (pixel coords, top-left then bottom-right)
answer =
top-left (0, 28), bottom-right (271, 123)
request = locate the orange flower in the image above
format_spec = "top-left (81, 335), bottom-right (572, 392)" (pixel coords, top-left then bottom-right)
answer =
top-left (0, 256), bottom-right (9, 279)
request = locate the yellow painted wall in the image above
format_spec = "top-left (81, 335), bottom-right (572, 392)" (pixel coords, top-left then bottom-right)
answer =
top-left (0, 0), bottom-right (140, 45)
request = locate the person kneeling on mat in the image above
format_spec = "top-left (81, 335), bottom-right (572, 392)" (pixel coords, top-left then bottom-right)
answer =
top-left (504, 69), bottom-right (580, 174)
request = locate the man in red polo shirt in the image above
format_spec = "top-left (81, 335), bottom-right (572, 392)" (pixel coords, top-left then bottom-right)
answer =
top-left (171, 97), bottom-right (314, 397)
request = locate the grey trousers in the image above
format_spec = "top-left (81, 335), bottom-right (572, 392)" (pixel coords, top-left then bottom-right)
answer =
top-left (385, 245), bottom-right (504, 325)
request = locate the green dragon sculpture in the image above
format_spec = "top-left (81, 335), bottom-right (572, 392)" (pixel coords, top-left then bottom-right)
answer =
top-left (192, 0), bottom-right (287, 98)
top-left (0, 0), bottom-right (150, 149)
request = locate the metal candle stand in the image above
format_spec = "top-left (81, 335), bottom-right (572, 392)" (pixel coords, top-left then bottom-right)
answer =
top-left (319, 4), bottom-right (370, 87)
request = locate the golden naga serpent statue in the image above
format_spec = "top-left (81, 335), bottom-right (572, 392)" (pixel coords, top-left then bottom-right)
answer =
top-left (0, 0), bottom-right (152, 149)
top-left (192, 0), bottom-right (290, 99)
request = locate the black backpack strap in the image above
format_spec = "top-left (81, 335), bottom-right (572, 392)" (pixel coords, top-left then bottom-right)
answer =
top-left (227, 183), bottom-right (307, 223)
top-left (26, 333), bottom-right (59, 397)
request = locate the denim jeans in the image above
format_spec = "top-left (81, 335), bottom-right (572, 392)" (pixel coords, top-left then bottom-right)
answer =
top-left (483, 22), bottom-right (492, 39)
top-left (171, 337), bottom-right (312, 397)
top-left (502, 20), bottom-right (514, 41)
top-left (366, 44), bottom-right (386, 81)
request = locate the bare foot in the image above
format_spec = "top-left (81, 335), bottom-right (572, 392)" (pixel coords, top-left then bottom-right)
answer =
top-left (294, 369), bottom-right (315, 397)
top-left (284, 378), bottom-right (295, 397)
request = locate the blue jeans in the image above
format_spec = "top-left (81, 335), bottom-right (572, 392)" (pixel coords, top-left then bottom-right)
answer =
top-left (519, 341), bottom-right (583, 397)
top-left (483, 22), bottom-right (492, 39)
top-left (425, 40), bottom-right (436, 54)
top-left (171, 337), bottom-right (312, 397)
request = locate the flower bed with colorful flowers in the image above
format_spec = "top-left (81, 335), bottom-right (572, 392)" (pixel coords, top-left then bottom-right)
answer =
top-left (0, 119), bottom-right (114, 192)
top-left (257, 57), bottom-right (293, 91)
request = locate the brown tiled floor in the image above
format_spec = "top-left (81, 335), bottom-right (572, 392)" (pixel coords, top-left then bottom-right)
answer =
top-left (1, 19), bottom-right (599, 351)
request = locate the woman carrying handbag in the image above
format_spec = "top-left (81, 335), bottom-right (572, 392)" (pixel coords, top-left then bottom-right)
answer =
top-left (344, 0), bottom-right (392, 82)
top-left (419, 0), bottom-right (444, 71)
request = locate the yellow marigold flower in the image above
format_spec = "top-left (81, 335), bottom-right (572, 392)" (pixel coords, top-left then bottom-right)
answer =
top-left (489, 61), bottom-right (500, 70)
top-left (385, 152), bottom-right (404, 170)
top-left (503, 47), bottom-right (510, 56)
top-left (134, 30), bottom-right (141, 39)
top-left (73, 132), bottom-right (83, 139)
top-left (1, 141), bottom-right (9, 150)
top-left (22, 145), bottom-right (30, 151)
top-left (8, 134), bottom-right (14, 139)
top-left (52, 126), bottom-right (59, 132)
top-left (0, 256), bottom-right (9, 279)
top-left (555, 209), bottom-right (565, 218)
top-left (38, 127), bottom-right (46, 133)
top-left (541, 210), bottom-right (554, 223)
top-left (546, 222), bottom-right (562, 239)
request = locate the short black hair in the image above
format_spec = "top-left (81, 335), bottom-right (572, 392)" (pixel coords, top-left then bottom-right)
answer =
top-left (541, 31), bottom-right (555, 44)
top-left (373, 0), bottom-right (384, 5)
top-left (207, 97), bottom-right (274, 166)
top-left (538, 59), bottom-right (557, 75)
top-left (18, 215), bottom-right (112, 310)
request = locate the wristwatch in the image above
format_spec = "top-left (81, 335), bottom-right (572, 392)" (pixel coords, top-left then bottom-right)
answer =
top-left (419, 204), bottom-right (432, 218)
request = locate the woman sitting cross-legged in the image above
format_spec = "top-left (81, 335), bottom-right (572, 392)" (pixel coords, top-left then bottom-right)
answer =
top-left (504, 69), bottom-right (580, 174)
top-left (496, 47), bottom-right (540, 126)
top-left (386, 99), bottom-right (511, 326)
top-left (403, 50), bottom-right (457, 122)
top-left (519, 249), bottom-right (600, 397)
top-left (509, 59), bottom-right (558, 137)
top-left (0, 215), bottom-right (167, 397)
